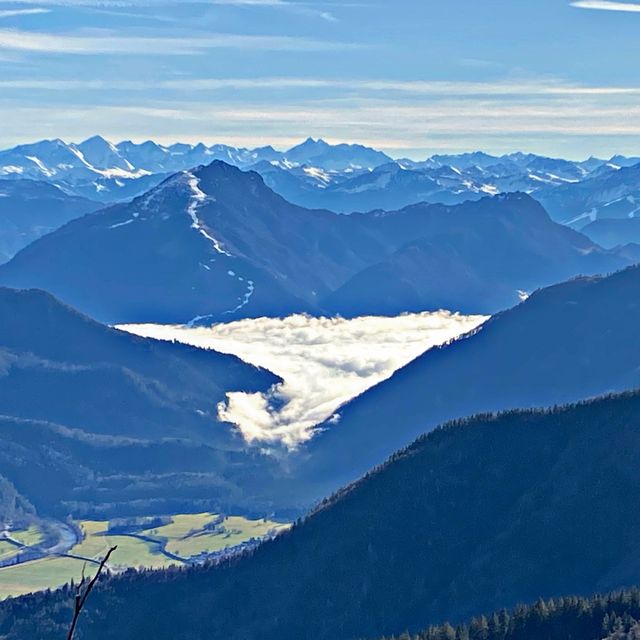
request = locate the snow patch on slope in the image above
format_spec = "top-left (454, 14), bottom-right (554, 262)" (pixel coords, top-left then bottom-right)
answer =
top-left (109, 219), bottom-right (134, 229)
top-left (224, 279), bottom-right (255, 315)
top-left (184, 172), bottom-right (233, 257)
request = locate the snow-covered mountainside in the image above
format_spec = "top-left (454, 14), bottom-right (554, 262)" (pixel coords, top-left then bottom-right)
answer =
top-left (0, 136), bottom-right (390, 203)
top-left (2, 136), bottom-right (639, 217)
top-left (536, 162), bottom-right (640, 228)
top-left (0, 137), bottom-right (167, 202)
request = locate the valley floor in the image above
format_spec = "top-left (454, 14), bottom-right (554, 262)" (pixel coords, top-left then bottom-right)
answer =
top-left (0, 513), bottom-right (289, 600)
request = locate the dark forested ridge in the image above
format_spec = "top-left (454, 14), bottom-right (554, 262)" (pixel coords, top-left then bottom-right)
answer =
top-left (299, 263), bottom-right (640, 497)
top-left (0, 287), bottom-right (286, 518)
top-left (385, 589), bottom-right (640, 640)
top-left (3, 390), bottom-right (640, 640)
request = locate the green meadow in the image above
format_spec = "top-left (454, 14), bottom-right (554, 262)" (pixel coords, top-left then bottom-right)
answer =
top-left (0, 513), bottom-right (289, 600)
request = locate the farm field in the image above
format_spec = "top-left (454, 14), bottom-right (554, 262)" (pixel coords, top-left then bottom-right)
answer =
top-left (10, 526), bottom-right (43, 547)
top-left (162, 514), bottom-right (290, 557)
top-left (0, 557), bottom-right (85, 600)
top-left (72, 521), bottom-right (176, 571)
top-left (0, 513), bottom-right (289, 600)
top-left (0, 542), bottom-right (18, 564)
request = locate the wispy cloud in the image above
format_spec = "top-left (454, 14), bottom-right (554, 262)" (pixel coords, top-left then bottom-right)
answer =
top-left (4, 79), bottom-right (640, 157)
top-left (0, 1), bottom-right (163, 5)
top-left (3, 76), bottom-right (640, 97)
top-left (211, 0), bottom-right (291, 4)
top-left (156, 77), bottom-right (640, 96)
top-left (0, 28), bottom-right (359, 54)
top-left (210, 0), bottom-right (337, 22)
top-left (571, 1), bottom-right (640, 12)
top-left (0, 8), bottom-right (50, 18)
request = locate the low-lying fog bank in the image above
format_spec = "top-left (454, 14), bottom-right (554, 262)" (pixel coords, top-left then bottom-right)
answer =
top-left (119, 311), bottom-right (487, 448)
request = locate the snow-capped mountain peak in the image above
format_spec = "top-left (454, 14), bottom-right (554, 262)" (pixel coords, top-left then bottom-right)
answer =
top-left (0, 137), bottom-right (638, 227)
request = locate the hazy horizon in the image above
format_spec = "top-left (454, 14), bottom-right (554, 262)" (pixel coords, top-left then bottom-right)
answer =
top-left (1, 133), bottom-right (636, 163)
top-left (1, 0), bottom-right (640, 158)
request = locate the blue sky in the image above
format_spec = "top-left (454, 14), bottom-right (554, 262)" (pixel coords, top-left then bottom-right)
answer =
top-left (1, 0), bottom-right (640, 158)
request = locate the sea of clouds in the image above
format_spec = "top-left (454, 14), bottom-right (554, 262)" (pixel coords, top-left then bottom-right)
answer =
top-left (120, 311), bottom-right (487, 448)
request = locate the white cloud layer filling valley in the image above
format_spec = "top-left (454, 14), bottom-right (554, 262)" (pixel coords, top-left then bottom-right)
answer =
top-left (119, 312), bottom-right (487, 448)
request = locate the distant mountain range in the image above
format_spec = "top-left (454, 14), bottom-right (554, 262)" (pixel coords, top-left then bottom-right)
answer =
top-left (2, 136), bottom-right (640, 265)
top-left (0, 287), bottom-right (288, 519)
top-left (536, 161), bottom-right (640, 225)
top-left (0, 179), bottom-right (98, 264)
top-left (0, 161), bottom-right (634, 324)
top-left (0, 136), bottom-right (622, 209)
top-left (0, 136), bottom-right (390, 204)
top-left (6, 389), bottom-right (640, 640)
top-left (0, 136), bottom-right (636, 214)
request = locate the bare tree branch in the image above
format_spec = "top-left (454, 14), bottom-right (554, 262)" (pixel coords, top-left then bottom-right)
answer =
top-left (66, 545), bottom-right (117, 640)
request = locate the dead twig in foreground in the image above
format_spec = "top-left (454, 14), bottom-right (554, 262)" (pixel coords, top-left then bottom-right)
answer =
top-left (67, 546), bottom-right (117, 640)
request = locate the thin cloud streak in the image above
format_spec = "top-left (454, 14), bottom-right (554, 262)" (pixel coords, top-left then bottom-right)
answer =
top-left (571, 1), bottom-right (640, 11)
top-left (158, 78), bottom-right (640, 96)
top-left (0, 1), bottom-right (172, 5)
top-left (3, 77), bottom-right (640, 96)
top-left (0, 8), bottom-right (51, 17)
top-left (2, 0), bottom-right (336, 11)
top-left (0, 28), bottom-right (360, 54)
top-left (210, 0), bottom-right (337, 21)
top-left (49, 99), bottom-right (640, 134)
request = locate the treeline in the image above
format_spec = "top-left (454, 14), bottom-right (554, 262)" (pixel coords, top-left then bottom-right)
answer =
top-left (0, 475), bottom-right (35, 527)
top-left (0, 286), bottom-right (283, 522)
top-left (3, 391), bottom-right (640, 639)
top-left (385, 590), bottom-right (640, 640)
